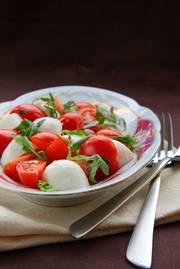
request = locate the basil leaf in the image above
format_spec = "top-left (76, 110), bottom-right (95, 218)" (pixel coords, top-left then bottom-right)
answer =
top-left (112, 135), bottom-right (137, 148)
top-left (38, 181), bottom-right (54, 192)
top-left (71, 136), bottom-right (91, 153)
top-left (34, 92), bottom-right (58, 118)
top-left (14, 135), bottom-right (47, 161)
top-left (63, 101), bottom-right (77, 112)
top-left (62, 130), bottom-right (89, 137)
top-left (88, 155), bottom-right (109, 184)
top-left (71, 154), bottom-right (109, 185)
top-left (18, 119), bottom-right (45, 138)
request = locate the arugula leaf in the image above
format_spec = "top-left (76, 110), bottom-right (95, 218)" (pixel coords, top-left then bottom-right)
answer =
top-left (18, 119), bottom-right (45, 138)
top-left (71, 154), bottom-right (109, 185)
top-left (63, 101), bottom-right (77, 113)
top-left (34, 92), bottom-right (58, 118)
top-left (38, 181), bottom-right (54, 192)
top-left (62, 130), bottom-right (89, 137)
top-left (111, 135), bottom-right (137, 149)
top-left (71, 136), bottom-right (91, 153)
top-left (14, 135), bottom-right (47, 161)
top-left (96, 104), bottom-right (126, 131)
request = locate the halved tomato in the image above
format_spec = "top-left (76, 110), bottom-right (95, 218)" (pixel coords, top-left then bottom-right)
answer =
top-left (10, 104), bottom-right (46, 121)
top-left (30, 132), bottom-right (57, 151)
top-left (3, 153), bottom-right (34, 182)
top-left (17, 159), bottom-right (46, 188)
top-left (45, 136), bottom-right (68, 161)
top-left (96, 129), bottom-right (122, 137)
top-left (30, 132), bottom-right (68, 161)
top-left (61, 112), bottom-right (84, 130)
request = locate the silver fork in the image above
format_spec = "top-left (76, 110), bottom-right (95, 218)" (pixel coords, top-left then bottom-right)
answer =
top-left (126, 113), bottom-right (175, 269)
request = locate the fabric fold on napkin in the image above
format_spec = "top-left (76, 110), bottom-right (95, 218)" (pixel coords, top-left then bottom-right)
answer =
top-left (0, 163), bottom-right (180, 251)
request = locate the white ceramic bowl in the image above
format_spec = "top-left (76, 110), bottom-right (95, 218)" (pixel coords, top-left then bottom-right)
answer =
top-left (0, 86), bottom-right (160, 206)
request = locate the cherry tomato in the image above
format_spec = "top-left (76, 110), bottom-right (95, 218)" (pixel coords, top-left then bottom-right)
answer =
top-left (11, 104), bottom-right (46, 121)
top-left (17, 159), bottom-right (46, 188)
top-left (0, 129), bottom-right (17, 156)
top-left (30, 132), bottom-right (57, 150)
top-left (61, 112), bottom-right (83, 130)
top-left (77, 102), bottom-right (95, 110)
top-left (96, 129), bottom-right (122, 137)
top-left (45, 136), bottom-right (68, 161)
top-left (77, 103), bottom-right (97, 124)
top-left (3, 153), bottom-right (34, 182)
top-left (54, 96), bottom-right (64, 113)
top-left (79, 136), bottom-right (120, 180)
top-left (30, 132), bottom-right (68, 161)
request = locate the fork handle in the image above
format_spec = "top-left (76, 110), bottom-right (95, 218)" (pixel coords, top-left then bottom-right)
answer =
top-left (126, 175), bottom-right (161, 269)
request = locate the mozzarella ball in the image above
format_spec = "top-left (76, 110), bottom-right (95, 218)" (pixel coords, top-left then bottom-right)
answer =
top-left (0, 113), bottom-right (22, 130)
top-left (1, 139), bottom-right (25, 166)
top-left (112, 139), bottom-right (136, 166)
top-left (34, 117), bottom-right (62, 136)
top-left (43, 160), bottom-right (90, 191)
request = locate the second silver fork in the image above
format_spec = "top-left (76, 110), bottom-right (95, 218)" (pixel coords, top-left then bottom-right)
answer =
top-left (126, 113), bottom-right (175, 269)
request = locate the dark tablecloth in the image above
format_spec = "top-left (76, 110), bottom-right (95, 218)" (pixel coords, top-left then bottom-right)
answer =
top-left (0, 1), bottom-right (180, 268)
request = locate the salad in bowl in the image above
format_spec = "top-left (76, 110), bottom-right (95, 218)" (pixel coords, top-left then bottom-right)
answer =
top-left (0, 86), bottom-right (160, 206)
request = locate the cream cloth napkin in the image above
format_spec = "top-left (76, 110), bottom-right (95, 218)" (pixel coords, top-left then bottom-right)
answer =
top-left (0, 163), bottom-right (180, 251)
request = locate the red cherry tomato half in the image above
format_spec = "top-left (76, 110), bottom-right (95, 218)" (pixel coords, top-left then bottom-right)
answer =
top-left (30, 132), bottom-right (68, 161)
top-left (96, 129), bottom-right (122, 137)
top-left (79, 136), bottom-right (120, 179)
top-left (76, 102), bottom-right (95, 110)
top-left (0, 129), bottom-right (17, 156)
top-left (30, 132), bottom-right (58, 151)
top-left (3, 153), bottom-right (35, 182)
top-left (11, 104), bottom-right (46, 121)
top-left (45, 136), bottom-right (68, 161)
top-left (17, 159), bottom-right (46, 188)
top-left (61, 112), bottom-right (84, 130)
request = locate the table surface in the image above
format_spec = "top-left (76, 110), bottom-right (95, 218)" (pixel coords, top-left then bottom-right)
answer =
top-left (0, 1), bottom-right (180, 268)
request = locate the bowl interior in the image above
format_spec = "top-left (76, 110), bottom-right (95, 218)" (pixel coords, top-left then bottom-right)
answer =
top-left (0, 86), bottom-right (160, 197)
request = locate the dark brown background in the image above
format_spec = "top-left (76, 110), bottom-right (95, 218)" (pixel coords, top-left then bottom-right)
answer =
top-left (0, 1), bottom-right (180, 268)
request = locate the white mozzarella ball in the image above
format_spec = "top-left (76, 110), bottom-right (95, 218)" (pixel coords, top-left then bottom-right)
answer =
top-left (1, 139), bottom-right (26, 166)
top-left (34, 117), bottom-right (62, 136)
top-left (43, 160), bottom-right (90, 191)
top-left (112, 139), bottom-right (136, 167)
top-left (0, 113), bottom-right (22, 130)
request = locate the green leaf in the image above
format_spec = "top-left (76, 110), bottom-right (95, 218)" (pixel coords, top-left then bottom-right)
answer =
top-left (34, 92), bottom-right (58, 118)
top-left (96, 104), bottom-right (126, 131)
top-left (112, 135), bottom-right (137, 148)
top-left (71, 136), bottom-right (91, 153)
top-left (62, 130), bottom-right (89, 137)
top-left (63, 101), bottom-right (77, 112)
top-left (71, 154), bottom-right (109, 185)
top-left (14, 135), bottom-right (47, 161)
top-left (18, 119), bottom-right (45, 138)
top-left (38, 181), bottom-right (54, 192)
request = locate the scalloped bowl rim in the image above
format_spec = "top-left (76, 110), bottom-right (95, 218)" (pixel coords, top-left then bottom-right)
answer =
top-left (0, 85), bottom-right (161, 197)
